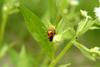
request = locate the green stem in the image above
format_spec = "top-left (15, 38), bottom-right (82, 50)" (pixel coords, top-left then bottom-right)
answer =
top-left (0, 12), bottom-right (8, 45)
top-left (49, 36), bottom-right (76, 67)
top-left (41, 56), bottom-right (49, 67)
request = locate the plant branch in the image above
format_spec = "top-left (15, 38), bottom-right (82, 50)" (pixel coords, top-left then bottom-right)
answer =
top-left (0, 12), bottom-right (8, 45)
top-left (49, 36), bottom-right (76, 67)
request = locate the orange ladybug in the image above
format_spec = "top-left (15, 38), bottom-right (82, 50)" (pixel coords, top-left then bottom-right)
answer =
top-left (48, 27), bottom-right (56, 41)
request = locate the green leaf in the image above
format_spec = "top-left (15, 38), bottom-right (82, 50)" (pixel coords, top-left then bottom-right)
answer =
top-left (73, 41), bottom-right (96, 61)
top-left (20, 0), bottom-right (48, 17)
top-left (76, 19), bottom-right (87, 36)
top-left (56, 19), bottom-right (66, 34)
top-left (58, 63), bottom-right (71, 67)
top-left (77, 0), bottom-right (99, 18)
top-left (57, 0), bottom-right (68, 16)
top-left (55, 19), bottom-right (74, 42)
top-left (20, 5), bottom-right (53, 58)
top-left (56, 19), bottom-right (74, 34)
top-left (9, 49), bottom-right (19, 65)
top-left (17, 46), bottom-right (32, 67)
top-left (0, 44), bottom-right (9, 59)
top-left (89, 26), bottom-right (100, 30)
top-left (95, 20), bottom-right (100, 26)
top-left (3, 0), bottom-right (19, 14)
top-left (17, 46), bottom-right (28, 67)
top-left (81, 20), bottom-right (97, 34)
top-left (90, 47), bottom-right (100, 59)
top-left (9, 48), bottom-right (38, 67)
top-left (76, 19), bottom-right (97, 36)
top-left (41, 11), bottom-right (52, 29)
top-left (48, 0), bottom-right (57, 25)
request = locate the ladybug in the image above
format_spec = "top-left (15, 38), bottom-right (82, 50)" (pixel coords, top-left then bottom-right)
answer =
top-left (48, 27), bottom-right (56, 41)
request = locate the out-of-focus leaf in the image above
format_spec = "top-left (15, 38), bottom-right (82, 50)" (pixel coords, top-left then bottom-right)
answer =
top-left (90, 47), bottom-right (100, 59)
top-left (77, 19), bottom-right (97, 36)
top-left (17, 46), bottom-right (30, 67)
top-left (0, 0), bottom-right (4, 5)
top-left (56, 19), bottom-right (74, 34)
top-left (81, 20), bottom-right (97, 34)
top-left (9, 49), bottom-right (19, 65)
top-left (9, 48), bottom-right (38, 67)
top-left (3, 64), bottom-right (9, 67)
top-left (48, 0), bottom-right (57, 25)
top-left (20, 5), bottom-right (53, 58)
top-left (90, 26), bottom-right (100, 30)
top-left (56, 19), bottom-right (66, 33)
top-left (54, 18), bottom-right (74, 44)
top-left (61, 28), bottom-right (74, 40)
top-left (3, 0), bottom-right (19, 14)
top-left (0, 44), bottom-right (9, 59)
top-left (79, 29), bottom-right (100, 47)
top-left (73, 41), bottom-right (96, 61)
top-left (95, 20), bottom-right (100, 26)
top-left (41, 11), bottom-right (52, 29)
top-left (57, 0), bottom-right (68, 16)
top-left (77, 0), bottom-right (99, 18)
top-left (53, 28), bottom-right (74, 43)
top-left (20, 0), bottom-right (48, 17)
top-left (58, 63), bottom-right (71, 67)
top-left (16, 46), bottom-right (38, 67)
top-left (76, 19), bottom-right (87, 36)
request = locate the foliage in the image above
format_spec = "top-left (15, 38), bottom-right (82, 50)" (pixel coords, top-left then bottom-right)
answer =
top-left (0, 0), bottom-right (100, 67)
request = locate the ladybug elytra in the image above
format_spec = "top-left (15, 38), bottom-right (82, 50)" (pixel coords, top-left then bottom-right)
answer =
top-left (48, 27), bottom-right (56, 41)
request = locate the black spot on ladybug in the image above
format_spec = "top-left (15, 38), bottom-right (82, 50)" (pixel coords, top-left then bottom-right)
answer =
top-left (48, 27), bottom-right (56, 41)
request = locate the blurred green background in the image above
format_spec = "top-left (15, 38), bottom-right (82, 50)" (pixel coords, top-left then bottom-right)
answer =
top-left (0, 0), bottom-right (100, 67)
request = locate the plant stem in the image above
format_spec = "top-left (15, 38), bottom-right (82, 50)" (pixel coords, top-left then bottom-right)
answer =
top-left (0, 12), bottom-right (8, 45)
top-left (49, 36), bottom-right (76, 67)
